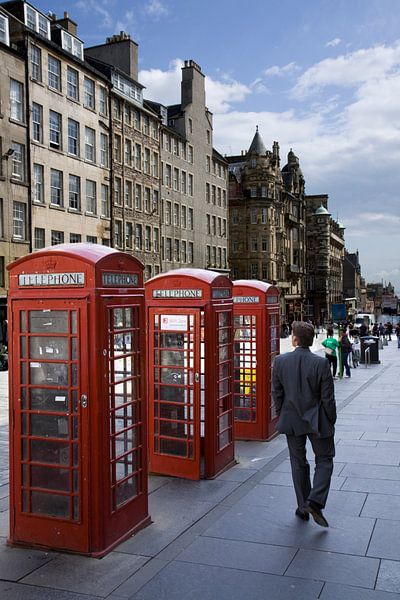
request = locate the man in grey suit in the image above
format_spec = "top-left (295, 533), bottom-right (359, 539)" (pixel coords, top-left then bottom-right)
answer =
top-left (272, 321), bottom-right (336, 527)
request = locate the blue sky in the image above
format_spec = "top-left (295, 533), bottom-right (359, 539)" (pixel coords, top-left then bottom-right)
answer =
top-left (37, 0), bottom-right (400, 293)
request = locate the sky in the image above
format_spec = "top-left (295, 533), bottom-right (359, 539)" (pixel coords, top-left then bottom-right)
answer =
top-left (37, 0), bottom-right (400, 293)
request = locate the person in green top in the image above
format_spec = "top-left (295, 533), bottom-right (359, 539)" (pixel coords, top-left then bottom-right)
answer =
top-left (322, 327), bottom-right (340, 378)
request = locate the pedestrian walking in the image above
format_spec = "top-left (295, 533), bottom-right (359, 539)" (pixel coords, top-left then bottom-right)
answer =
top-left (272, 321), bottom-right (336, 527)
top-left (396, 323), bottom-right (400, 349)
top-left (321, 327), bottom-right (339, 378)
top-left (339, 329), bottom-right (352, 378)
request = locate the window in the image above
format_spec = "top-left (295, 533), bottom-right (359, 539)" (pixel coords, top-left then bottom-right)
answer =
top-left (69, 175), bottom-right (80, 210)
top-left (165, 201), bottom-right (171, 225)
top-left (0, 14), bottom-right (9, 46)
top-left (173, 203), bottom-right (179, 227)
top-left (207, 129), bottom-right (210, 144)
top-left (218, 217), bottom-right (222, 236)
top-left (232, 241), bottom-right (239, 252)
top-left (135, 143), bottom-right (141, 170)
top-left (49, 110), bottom-right (62, 150)
top-left (261, 207), bottom-right (267, 224)
top-left (261, 186), bottom-right (267, 198)
top-left (10, 79), bottom-right (24, 122)
top-left (212, 215), bottom-right (216, 235)
top-left (250, 264), bottom-right (258, 279)
top-left (173, 168), bottom-right (179, 191)
top-left (181, 205), bottom-right (187, 229)
top-left (206, 214), bottom-right (211, 234)
top-left (13, 201), bottom-right (26, 239)
top-left (152, 152), bottom-right (159, 177)
top-left (51, 230), bottom-right (64, 245)
top-left (32, 103), bottom-right (43, 143)
top-left (99, 87), bottom-right (107, 115)
top-left (251, 237), bottom-right (258, 252)
top-left (206, 155), bottom-right (210, 172)
top-left (164, 164), bottom-right (171, 187)
top-left (50, 169), bottom-right (63, 206)
top-left (222, 248), bottom-right (227, 269)
top-left (135, 184), bottom-right (142, 210)
top-left (188, 174), bottom-right (193, 196)
top-left (206, 245), bottom-right (211, 265)
top-left (11, 142), bottom-right (25, 180)
top-left (84, 77), bottom-right (95, 109)
top-left (100, 133), bottom-right (109, 167)
top-left (124, 104), bottom-right (131, 126)
top-left (24, 5), bottom-right (50, 38)
top-left (48, 56), bottom-right (61, 90)
top-left (251, 158), bottom-right (257, 168)
top-left (143, 114), bottom-right (150, 135)
top-left (114, 134), bottom-right (121, 162)
top-left (211, 185), bottom-right (216, 204)
top-left (61, 30), bottom-right (83, 60)
top-left (114, 220), bottom-right (122, 247)
top-left (181, 240), bottom-right (187, 263)
top-left (188, 145), bottom-right (193, 163)
top-left (174, 239), bottom-right (180, 262)
top-left (87, 235), bottom-right (97, 244)
top-left (144, 148), bottom-right (150, 174)
top-left (133, 109), bottom-right (140, 129)
top-left (85, 127), bottom-right (95, 162)
top-left (33, 164), bottom-right (44, 203)
top-left (144, 188), bottom-right (151, 213)
top-left (68, 119), bottom-right (79, 156)
top-left (114, 177), bottom-right (122, 205)
top-left (135, 224), bottom-right (143, 250)
top-left (188, 118), bottom-right (193, 133)
top-left (101, 184), bottom-right (109, 217)
top-left (86, 180), bottom-right (96, 214)
top-left (153, 228), bottom-right (159, 253)
top-left (113, 98), bottom-right (121, 120)
top-left (125, 180), bottom-right (133, 208)
top-left (232, 209), bottom-right (239, 225)
top-left (222, 190), bottom-right (227, 207)
top-left (165, 237), bottom-right (172, 261)
top-left (125, 222), bottom-right (133, 249)
top-left (206, 183), bottom-right (210, 203)
top-left (217, 188), bottom-right (222, 206)
top-left (124, 139), bottom-right (132, 165)
top-left (188, 242), bottom-right (193, 264)
top-left (262, 264), bottom-right (269, 280)
top-left (67, 67), bottom-right (79, 100)
top-left (251, 209), bottom-right (257, 224)
top-left (145, 226), bottom-right (151, 251)
top-left (31, 46), bottom-right (41, 81)
top-left (250, 186), bottom-right (257, 198)
top-left (188, 208), bottom-right (193, 230)
top-left (34, 228), bottom-right (45, 249)
top-left (70, 233), bottom-right (81, 243)
top-left (0, 200), bottom-right (3, 239)
top-left (181, 171), bottom-right (187, 194)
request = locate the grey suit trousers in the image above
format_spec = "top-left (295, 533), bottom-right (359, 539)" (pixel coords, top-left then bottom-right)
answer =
top-left (286, 433), bottom-right (335, 509)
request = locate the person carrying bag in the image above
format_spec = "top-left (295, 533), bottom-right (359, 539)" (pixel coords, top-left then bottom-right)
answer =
top-left (322, 327), bottom-right (339, 378)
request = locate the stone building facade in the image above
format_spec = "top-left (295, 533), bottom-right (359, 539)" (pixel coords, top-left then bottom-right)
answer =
top-left (86, 34), bottom-right (162, 280)
top-left (305, 194), bottom-right (345, 324)
top-left (149, 60), bottom-right (229, 273)
top-left (227, 129), bottom-right (306, 321)
top-left (3, 1), bottom-right (112, 253)
top-left (0, 6), bottom-right (29, 331)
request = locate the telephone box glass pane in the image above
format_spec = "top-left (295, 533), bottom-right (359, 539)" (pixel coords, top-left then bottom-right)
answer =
top-left (216, 310), bottom-right (233, 450)
top-left (233, 314), bottom-right (257, 422)
top-left (20, 307), bottom-right (80, 522)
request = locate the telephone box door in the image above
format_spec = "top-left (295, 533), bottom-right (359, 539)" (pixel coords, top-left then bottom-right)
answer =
top-left (148, 308), bottom-right (201, 480)
top-left (10, 299), bottom-right (90, 552)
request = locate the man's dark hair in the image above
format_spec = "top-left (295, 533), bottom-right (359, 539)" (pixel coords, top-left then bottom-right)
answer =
top-left (327, 327), bottom-right (334, 336)
top-left (292, 321), bottom-right (314, 347)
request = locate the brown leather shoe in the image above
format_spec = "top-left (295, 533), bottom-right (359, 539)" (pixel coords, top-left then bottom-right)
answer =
top-left (295, 508), bottom-right (310, 521)
top-left (304, 502), bottom-right (329, 527)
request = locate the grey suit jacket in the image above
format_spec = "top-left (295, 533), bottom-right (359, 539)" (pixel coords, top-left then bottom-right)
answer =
top-left (272, 346), bottom-right (336, 437)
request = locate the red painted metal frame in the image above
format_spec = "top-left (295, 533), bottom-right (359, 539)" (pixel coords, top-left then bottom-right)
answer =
top-left (233, 280), bottom-right (280, 441)
top-left (7, 243), bottom-right (150, 556)
top-left (145, 269), bottom-right (235, 480)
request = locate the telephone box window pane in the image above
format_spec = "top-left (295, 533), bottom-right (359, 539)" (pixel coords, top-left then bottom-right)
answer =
top-left (20, 364), bottom-right (26, 384)
top-left (29, 337), bottom-right (69, 360)
top-left (30, 465), bottom-right (70, 491)
top-left (160, 438), bottom-right (190, 457)
top-left (115, 452), bottom-right (137, 479)
top-left (20, 311), bottom-right (27, 332)
top-left (29, 363), bottom-right (68, 386)
top-left (30, 440), bottom-right (69, 465)
top-left (113, 308), bottom-right (124, 328)
top-left (72, 391), bottom-right (78, 412)
top-left (21, 413), bottom-right (28, 434)
top-left (31, 388), bottom-right (68, 412)
top-left (115, 428), bottom-right (137, 456)
top-left (30, 414), bottom-right (69, 439)
top-left (21, 337), bottom-right (26, 358)
top-left (29, 310), bottom-right (68, 333)
top-left (116, 477), bottom-right (137, 507)
top-left (21, 388), bottom-right (28, 409)
top-left (72, 337), bottom-right (77, 360)
top-left (31, 491), bottom-right (69, 518)
top-left (73, 443), bottom-right (78, 466)
top-left (72, 417), bottom-right (78, 439)
top-left (71, 311), bottom-right (77, 334)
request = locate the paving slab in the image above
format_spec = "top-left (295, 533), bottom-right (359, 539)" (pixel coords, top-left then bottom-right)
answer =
top-left (340, 464), bottom-right (400, 481)
top-left (320, 582), bottom-right (400, 599)
top-left (0, 581), bottom-right (102, 600)
top-left (203, 502), bottom-right (375, 556)
top-left (175, 536), bottom-right (297, 575)
top-left (258, 470), bottom-right (346, 490)
top-left (131, 560), bottom-right (323, 600)
top-left (367, 519), bottom-right (400, 560)
top-left (376, 559), bottom-right (400, 593)
top-left (20, 552), bottom-right (149, 598)
top-left (216, 467), bottom-right (258, 482)
top-left (334, 444), bottom-right (400, 465)
top-left (0, 544), bottom-right (55, 581)
top-left (361, 494), bottom-right (400, 519)
top-left (285, 547), bottom-right (379, 588)
top-left (343, 477), bottom-right (400, 495)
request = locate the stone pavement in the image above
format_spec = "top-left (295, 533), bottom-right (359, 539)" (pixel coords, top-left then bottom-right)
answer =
top-left (1, 340), bottom-right (400, 599)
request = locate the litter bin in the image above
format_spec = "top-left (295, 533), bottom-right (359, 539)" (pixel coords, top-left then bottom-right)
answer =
top-left (360, 336), bottom-right (380, 364)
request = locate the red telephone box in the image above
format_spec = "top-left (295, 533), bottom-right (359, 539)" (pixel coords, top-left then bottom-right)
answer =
top-left (145, 269), bottom-right (235, 480)
top-left (7, 243), bottom-right (150, 556)
top-left (233, 280), bottom-right (280, 441)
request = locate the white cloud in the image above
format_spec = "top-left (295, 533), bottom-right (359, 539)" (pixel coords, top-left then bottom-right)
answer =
top-left (326, 38), bottom-right (341, 48)
top-left (264, 62), bottom-right (300, 77)
top-left (115, 10), bottom-right (136, 36)
top-left (293, 42), bottom-right (400, 98)
top-left (144, 0), bottom-right (168, 18)
top-left (139, 59), bottom-right (251, 113)
top-left (74, 0), bottom-right (113, 29)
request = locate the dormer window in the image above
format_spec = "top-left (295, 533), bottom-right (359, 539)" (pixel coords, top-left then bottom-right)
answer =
top-left (0, 13), bottom-right (10, 46)
top-left (24, 4), bottom-right (50, 39)
top-left (61, 30), bottom-right (83, 60)
top-left (251, 158), bottom-right (257, 168)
